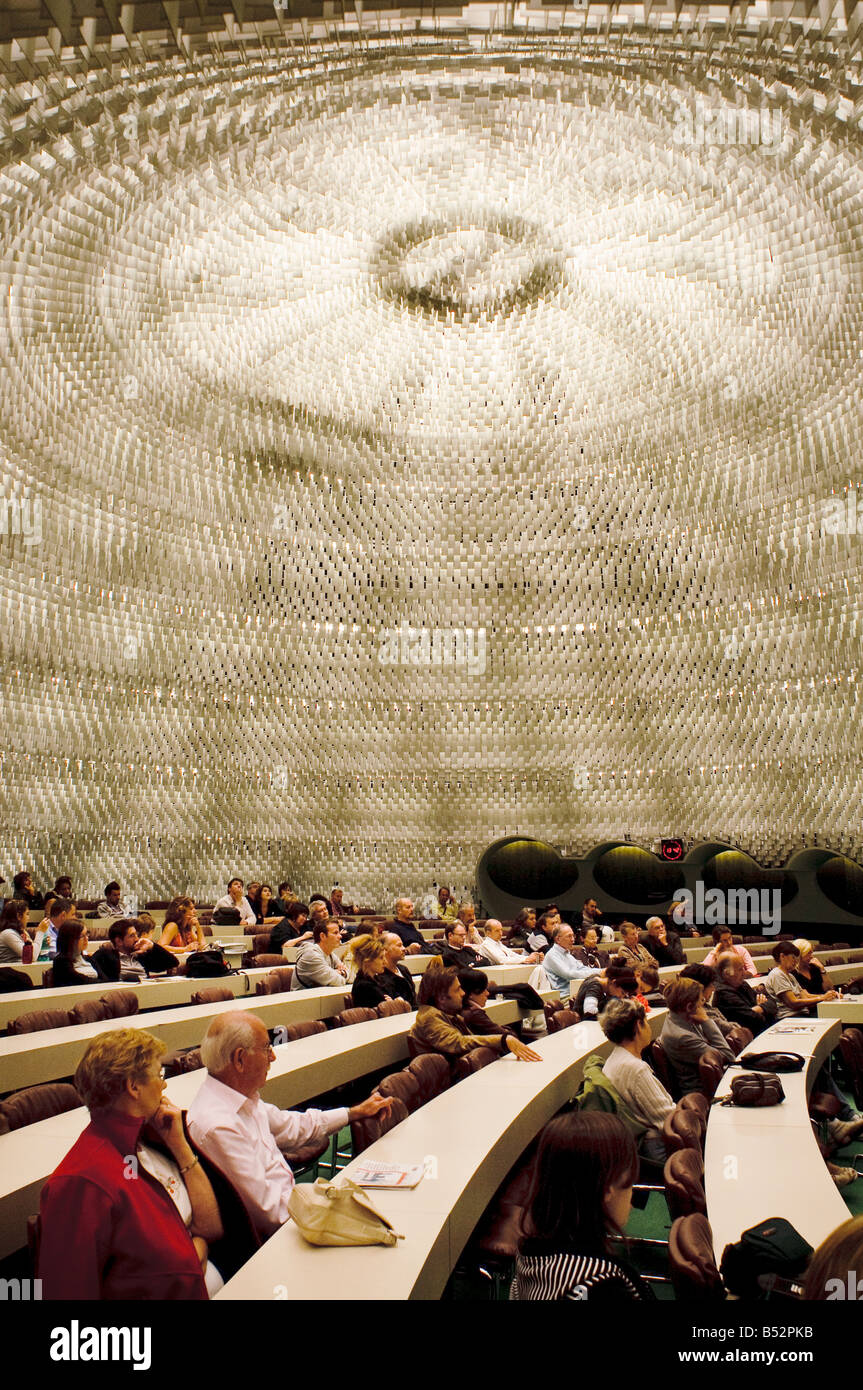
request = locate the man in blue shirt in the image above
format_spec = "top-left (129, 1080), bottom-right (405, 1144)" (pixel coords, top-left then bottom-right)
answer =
top-left (544, 923), bottom-right (601, 1000)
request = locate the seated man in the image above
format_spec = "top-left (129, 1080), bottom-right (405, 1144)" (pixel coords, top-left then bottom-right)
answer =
top-left (290, 918), bottom-right (349, 990)
top-left (574, 964), bottom-right (639, 1020)
top-left (378, 933), bottom-right (417, 1007)
top-left (428, 921), bottom-right (486, 969)
top-left (213, 878), bottom-right (256, 928)
top-left (91, 919), bottom-right (154, 982)
top-left (713, 954), bottom-right (774, 1035)
top-left (455, 902), bottom-right (483, 946)
top-left (762, 941), bottom-right (838, 1019)
top-left (544, 924), bottom-right (601, 1001)
top-left (38, 896), bottom-right (74, 959)
top-left (434, 886), bottom-right (458, 922)
top-left (702, 927), bottom-right (758, 978)
top-left (384, 898), bottom-right (427, 955)
top-left (409, 961), bottom-right (541, 1064)
top-left (12, 871), bottom-right (43, 912)
top-left (272, 882), bottom-right (296, 917)
top-left (269, 902), bottom-right (312, 952)
top-left (582, 897), bottom-right (615, 944)
top-left (330, 887), bottom-right (352, 918)
top-left (96, 882), bottom-right (126, 919)
top-left (639, 916), bottom-right (685, 967)
top-left (477, 918), bottom-right (542, 966)
top-left (188, 1012), bottom-right (391, 1238)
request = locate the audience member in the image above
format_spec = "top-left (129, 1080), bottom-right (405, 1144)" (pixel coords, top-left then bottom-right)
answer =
top-left (330, 887), bottom-right (351, 917)
top-left (270, 901), bottom-right (313, 951)
top-left (160, 901), bottom-right (206, 956)
top-left (134, 915), bottom-right (179, 974)
top-left (582, 898), bottom-right (615, 944)
top-left (347, 934), bottom-right (390, 1007)
top-left (573, 926), bottom-right (608, 971)
top-left (434, 886), bottom-right (458, 921)
top-left (429, 921), bottom-right (486, 969)
top-left (575, 964), bottom-right (638, 1020)
top-left (378, 933), bottom-right (417, 1007)
top-left (409, 961), bottom-right (540, 1063)
top-left (272, 882), bottom-right (296, 916)
top-left (39, 1029), bottom-right (248, 1299)
top-left (386, 898), bottom-right (427, 955)
top-left (639, 916), bottom-right (684, 967)
top-left (600, 998), bottom-right (675, 1164)
top-left (52, 919), bottom-right (112, 985)
top-left (634, 965), bottom-right (665, 1008)
top-left (792, 939), bottom-right (832, 997)
top-left (187, 1013), bottom-right (391, 1238)
top-left (0, 900), bottom-right (33, 964)
top-left (248, 884), bottom-right (282, 926)
top-left (527, 911), bottom-right (557, 956)
top-left (96, 882), bottom-right (126, 919)
top-left (678, 963), bottom-right (735, 1038)
top-left (702, 927), bottom-right (758, 977)
top-left (512, 1112), bottom-right (654, 1301)
top-left (476, 918), bottom-right (542, 966)
top-left (213, 879), bottom-right (256, 927)
top-left (762, 941), bottom-right (838, 1020)
top-left (38, 896), bottom-right (74, 959)
top-left (11, 872), bottom-right (43, 911)
top-left (544, 924), bottom-right (601, 1000)
top-left (52, 876), bottom-right (73, 901)
top-left (713, 954), bottom-right (774, 1035)
top-left (660, 977), bottom-right (735, 1094)
top-left (803, 1216), bottom-right (863, 1300)
top-left (91, 919), bottom-right (153, 982)
top-left (617, 922), bottom-right (658, 971)
top-left (457, 968), bottom-right (517, 1040)
top-left (290, 918), bottom-right (349, 989)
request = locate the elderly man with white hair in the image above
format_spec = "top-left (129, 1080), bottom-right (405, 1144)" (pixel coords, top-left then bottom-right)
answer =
top-left (187, 1012), bottom-right (391, 1239)
top-left (638, 916), bottom-right (685, 967)
top-left (543, 924), bottom-right (602, 1001)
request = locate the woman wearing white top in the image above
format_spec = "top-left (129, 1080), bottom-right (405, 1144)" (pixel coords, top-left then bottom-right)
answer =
top-left (477, 918), bottom-right (543, 966)
top-left (599, 997), bottom-right (675, 1164)
top-left (0, 900), bottom-right (32, 964)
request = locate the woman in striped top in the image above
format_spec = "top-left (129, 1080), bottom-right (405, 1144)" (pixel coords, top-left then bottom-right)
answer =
top-left (511, 1112), bottom-right (654, 1302)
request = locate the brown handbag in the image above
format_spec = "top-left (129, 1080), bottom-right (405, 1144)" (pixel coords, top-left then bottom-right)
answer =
top-left (722, 1072), bottom-right (786, 1107)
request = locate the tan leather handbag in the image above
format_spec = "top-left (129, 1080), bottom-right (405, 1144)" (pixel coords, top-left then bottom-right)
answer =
top-left (288, 1177), bottom-right (405, 1247)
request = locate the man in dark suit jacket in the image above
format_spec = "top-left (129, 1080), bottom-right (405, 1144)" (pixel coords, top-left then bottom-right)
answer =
top-left (384, 898), bottom-right (427, 955)
top-left (640, 917), bottom-right (685, 967)
top-left (427, 922), bottom-right (486, 969)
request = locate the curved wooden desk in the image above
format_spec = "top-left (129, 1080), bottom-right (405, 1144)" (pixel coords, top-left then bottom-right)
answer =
top-left (215, 1010), bottom-right (667, 1302)
top-left (705, 1017), bottom-right (848, 1266)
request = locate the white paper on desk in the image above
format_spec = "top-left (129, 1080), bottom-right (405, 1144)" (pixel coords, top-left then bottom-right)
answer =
top-left (351, 1160), bottom-right (425, 1189)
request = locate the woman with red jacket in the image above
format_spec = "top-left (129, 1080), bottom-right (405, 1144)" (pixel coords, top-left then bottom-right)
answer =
top-left (38, 1028), bottom-right (256, 1299)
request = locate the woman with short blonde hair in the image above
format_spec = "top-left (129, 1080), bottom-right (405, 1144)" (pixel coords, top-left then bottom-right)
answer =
top-left (347, 933), bottom-right (390, 1008)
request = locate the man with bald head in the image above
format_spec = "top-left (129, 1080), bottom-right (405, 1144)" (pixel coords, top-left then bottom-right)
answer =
top-left (639, 915), bottom-right (685, 967)
top-left (187, 1012), bottom-right (391, 1238)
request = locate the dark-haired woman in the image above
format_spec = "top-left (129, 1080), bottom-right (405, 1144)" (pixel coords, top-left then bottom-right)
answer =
top-left (52, 919), bottom-right (112, 986)
top-left (0, 900), bottom-right (32, 964)
top-left (512, 1112), bottom-right (655, 1301)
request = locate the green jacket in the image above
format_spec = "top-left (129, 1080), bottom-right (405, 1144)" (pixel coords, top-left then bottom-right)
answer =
top-left (576, 1054), bottom-right (649, 1139)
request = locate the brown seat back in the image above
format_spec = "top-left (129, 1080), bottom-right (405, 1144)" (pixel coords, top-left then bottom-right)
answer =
top-left (697, 1047), bottom-right (727, 1099)
top-left (250, 932), bottom-right (272, 955)
top-left (376, 998), bottom-right (411, 1018)
top-left (678, 1092), bottom-right (710, 1124)
top-left (407, 1053), bottom-right (450, 1103)
top-left (724, 1024), bottom-right (753, 1056)
top-left (248, 954), bottom-right (286, 970)
top-left (284, 1020), bottom-right (327, 1043)
top-left (451, 1045), bottom-right (501, 1082)
top-left (99, 991), bottom-right (139, 1018)
top-left (350, 1096), bottom-right (408, 1156)
top-left (190, 986), bottom-right (234, 1006)
top-left (332, 1006), bottom-right (378, 1028)
top-left (0, 968), bottom-right (34, 994)
top-left (663, 1148), bottom-right (707, 1221)
top-left (8, 1008), bottom-right (72, 1035)
top-left (378, 1070), bottom-right (422, 1113)
top-left (668, 1213), bottom-right (725, 1300)
top-left (68, 999), bottom-right (112, 1027)
top-left (645, 1039), bottom-right (681, 1101)
top-left (0, 1083), bottom-right (81, 1131)
top-left (547, 1009), bottom-right (580, 1034)
top-left (255, 966), bottom-right (294, 995)
top-left (662, 1106), bottom-right (706, 1158)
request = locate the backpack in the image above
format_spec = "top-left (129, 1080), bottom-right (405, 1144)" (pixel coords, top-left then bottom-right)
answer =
top-left (574, 1054), bottom-right (649, 1138)
top-left (720, 1218), bottom-right (813, 1299)
top-left (185, 948), bottom-right (231, 978)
